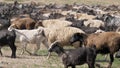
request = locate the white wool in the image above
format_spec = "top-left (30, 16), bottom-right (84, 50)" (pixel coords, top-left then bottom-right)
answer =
top-left (84, 20), bottom-right (105, 28)
top-left (8, 25), bottom-right (49, 55)
top-left (38, 26), bottom-right (85, 47)
top-left (42, 19), bottom-right (72, 28)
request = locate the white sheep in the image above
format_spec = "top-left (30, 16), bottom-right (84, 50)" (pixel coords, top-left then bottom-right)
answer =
top-left (42, 19), bottom-right (72, 28)
top-left (38, 26), bottom-right (85, 48)
top-left (8, 24), bottom-right (49, 55)
top-left (75, 13), bottom-right (96, 20)
top-left (84, 19), bottom-right (105, 28)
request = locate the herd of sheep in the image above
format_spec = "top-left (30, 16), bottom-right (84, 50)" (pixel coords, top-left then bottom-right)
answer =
top-left (0, 1), bottom-right (120, 68)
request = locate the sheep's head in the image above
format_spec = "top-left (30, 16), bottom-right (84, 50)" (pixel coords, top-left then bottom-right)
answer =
top-left (47, 41), bottom-right (64, 59)
top-left (70, 33), bottom-right (87, 46)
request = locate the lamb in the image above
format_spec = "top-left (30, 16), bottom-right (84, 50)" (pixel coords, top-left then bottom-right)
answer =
top-left (8, 24), bottom-right (49, 55)
top-left (70, 32), bottom-right (120, 68)
top-left (48, 41), bottom-right (97, 68)
top-left (38, 26), bottom-right (85, 48)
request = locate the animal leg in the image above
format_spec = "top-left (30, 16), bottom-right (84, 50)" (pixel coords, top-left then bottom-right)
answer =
top-left (0, 46), bottom-right (3, 56)
top-left (107, 54), bottom-right (114, 68)
top-left (64, 65), bottom-right (68, 68)
top-left (104, 54), bottom-right (109, 61)
top-left (42, 39), bottom-right (49, 49)
top-left (20, 42), bottom-right (27, 55)
top-left (33, 42), bottom-right (40, 55)
top-left (9, 42), bottom-right (16, 58)
top-left (88, 62), bottom-right (95, 68)
top-left (21, 42), bottom-right (32, 55)
top-left (72, 65), bottom-right (75, 68)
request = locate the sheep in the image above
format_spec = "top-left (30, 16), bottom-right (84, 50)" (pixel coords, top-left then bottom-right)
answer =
top-left (95, 13), bottom-right (120, 31)
top-left (8, 24), bottom-right (49, 55)
top-left (74, 13), bottom-right (96, 20)
top-left (42, 19), bottom-right (72, 28)
top-left (83, 19), bottom-right (105, 28)
top-left (10, 17), bottom-right (36, 29)
top-left (70, 32), bottom-right (120, 68)
top-left (70, 24), bottom-right (100, 34)
top-left (48, 41), bottom-right (97, 68)
top-left (38, 26), bottom-right (85, 48)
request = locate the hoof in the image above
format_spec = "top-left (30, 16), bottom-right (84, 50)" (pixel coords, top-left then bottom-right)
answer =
top-left (11, 56), bottom-right (16, 58)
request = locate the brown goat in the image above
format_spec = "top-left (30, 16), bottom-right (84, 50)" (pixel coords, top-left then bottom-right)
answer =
top-left (11, 17), bottom-right (36, 29)
top-left (70, 32), bottom-right (120, 68)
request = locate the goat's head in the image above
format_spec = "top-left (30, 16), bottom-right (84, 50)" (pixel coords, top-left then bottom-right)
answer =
top-left (37, 26), bottom-right (45, 36)
top-left (8, 24), bottom-right (16, 31)
top-left (47, 40), bottom-right (64, 59)
top-left (70, 33), bottom-right (87, 46)
top-left (48, 41), bottom-right (64, 53)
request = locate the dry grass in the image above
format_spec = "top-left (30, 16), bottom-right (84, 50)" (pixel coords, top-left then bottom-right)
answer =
top-left (2, 0), bottom-right (120, 5)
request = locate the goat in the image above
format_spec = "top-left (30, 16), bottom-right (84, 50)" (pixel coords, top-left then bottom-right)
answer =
top-left (0, 29), bottom-right (16, 58)
top-left (70, 32), bottom-right (120, 68)
top-left (8, 24), bottom-right (49, 55)
top-left (48, 41), bottom-right (96, 68)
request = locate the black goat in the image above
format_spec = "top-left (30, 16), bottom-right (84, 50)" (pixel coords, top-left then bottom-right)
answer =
top-left (48, 41), bottom-right (97, 68)
top-left (0, 29), bottom-right (16, 58)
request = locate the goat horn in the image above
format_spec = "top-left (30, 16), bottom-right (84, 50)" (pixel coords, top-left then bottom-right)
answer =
top-left (47, 52), bottom-right (51, 59)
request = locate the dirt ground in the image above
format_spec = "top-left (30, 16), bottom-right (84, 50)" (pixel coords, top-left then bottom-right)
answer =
top-left (0, 43), bottom-right (54, 68)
